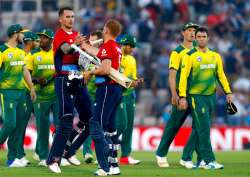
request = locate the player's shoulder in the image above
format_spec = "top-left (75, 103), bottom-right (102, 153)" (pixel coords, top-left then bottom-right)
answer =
top-left (208, 48), bottom-right (219, 55)
top-left (187, 48), bottom-right (197, 56)
top-left (174, 45), bottom-right (185, 53)
top-left (0, 44), bottom-right (9, 53)
top-left (31, 47), bottom-right (41, 55)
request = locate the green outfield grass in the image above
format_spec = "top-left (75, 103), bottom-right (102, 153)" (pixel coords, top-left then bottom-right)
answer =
top-left (0, 150), bottom-right (249, 177)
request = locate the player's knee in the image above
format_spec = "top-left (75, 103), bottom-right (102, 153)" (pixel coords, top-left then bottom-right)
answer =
top-left (89, 119), bottom-right (104, 141)
top-left (57, 114), bottom-right (73, 135)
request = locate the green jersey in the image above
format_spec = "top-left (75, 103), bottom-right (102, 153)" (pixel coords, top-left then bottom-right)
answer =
top-left (0, 44), bottom-right (26, 90)
top-left (27, 48), bottom-right (56, 102)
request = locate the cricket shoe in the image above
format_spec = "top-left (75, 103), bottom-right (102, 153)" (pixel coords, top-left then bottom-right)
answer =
top-left (84, 153), bottom-right (94, 164)
top-left (156, 155), bottom-right (169, 168)
top-left (196, 160), bottom-right (206, 168)
top-left (48, 162), bottom-right (61, 173)
top-left (94, 169), bottom-right (109, 176)
top-left (67, 155), bottom-right (81, 166)
top-left (33, 153), bottom-right (40, 161)
top-left (38, 160), bottom-right (47, 167)
top-left (19, 157), bottom-right (31, 165)
top-left (179, 159), bottom-right (196, 169)
top-left (8, 158), bottom-right (27, 167)
top-left (120, 156), bottom-right (140, 165)
top-left (60, 157), bottom-right (71, 166)
top-left (204, 161), bottom-right (224, 170)
top-left (109, 166), bottom-right (121, 175)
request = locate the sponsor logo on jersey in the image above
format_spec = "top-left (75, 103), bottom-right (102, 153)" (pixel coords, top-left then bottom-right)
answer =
top-left (101, 49), bottom-right (107, 56)
top-left (10, 61), bottom-right (24, 66)
top-left (37, 64), bottom-right (55, 70)
top-left (200, 64), bottom-right (216, 70)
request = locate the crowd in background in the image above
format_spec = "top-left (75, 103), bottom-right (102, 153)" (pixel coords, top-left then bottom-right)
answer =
top-left (0, 0), bottom-right (250, 126)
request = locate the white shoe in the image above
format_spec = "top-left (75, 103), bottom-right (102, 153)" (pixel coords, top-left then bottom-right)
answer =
top-left (205, 161), bottom-right (224, 170)
top-left (60, 158), bottom-right (71, 166)
top-left (179, 159), bottom-right (196, 169)
top-left (67, 155), bottom-right (81, 166)
top-left (94, 169), bottom-right (109, 176)
top-left (48, 163), bottom-right (61, 173)
top-left (9, 158), bottom-right (27, 167)
top-left (84, 153), bottom-right (94, 164)
top-left (128, 157), bottom-right (141, 165)
top-left (33, 153), bottom-right (40, 161)
top-left (38, 160), bottom-right (47, 167)
top-left (19, 157), bottom-right (31, 165)
top-left (197, 160), bottom-right (206, 168)
top-left (156, 155), bottom-right (169, 168)
top-left (109, 166), bottom-right (121, 175)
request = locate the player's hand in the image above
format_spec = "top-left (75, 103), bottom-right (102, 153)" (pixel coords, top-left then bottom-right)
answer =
top-left (80, 40), bottom-right (91, 51)
top-left (30, 87), bottom-right (37, 102)
top-left (74, 34), bottom-right (85, 46)
top-left (226, 93), bottom-right (233, 103)
top-left (171, 92), bottom-right (179, 106)
top-left (130, 78), bottom-right (144, 88)
top-left (38, 78), bottom-right (47, 87)
top-left (178, 97), bottom-right (188, 110)
top-left (83, 71), bottom-right (93, 83)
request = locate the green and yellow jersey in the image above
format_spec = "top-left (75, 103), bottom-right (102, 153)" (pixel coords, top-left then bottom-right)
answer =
top-left (26, 48), bottom-right (56, 102)
top-left (23, 52), bottom-right (32, 90)
top-left (0, 44), bottom-right (26, 90)
top-left (179, 47), bottom-right (232, 97)
top-left (120, 54), bottom-right (137, 95)
top-left (169, 44), bottom-right (191, 90)
top-left (87, 64), bottom-right (97, 100)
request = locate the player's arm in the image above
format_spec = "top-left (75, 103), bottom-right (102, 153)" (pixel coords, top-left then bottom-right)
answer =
top-left (216, 54), bottom-right (233, 102)
top-left (178, 54), bottom-right (192, 109)
top-left (168, 51), bottom-right (180, 105)
top-left (23, 65), bottom-right (36, 101)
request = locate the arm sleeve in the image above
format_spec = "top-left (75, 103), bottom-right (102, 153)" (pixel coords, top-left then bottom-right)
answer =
top-left (26, 54), bottom-right (34, 71)
top-left (169, 51), bottom-right (180, 70)
top-left (178, 54), bottom-right (192, 97)
top-left (132, 57), bottom-right (137, 80)
top-left (98, 44), bottom-right (113, 61)
top-left (216, 54), bottom-right (232, 94)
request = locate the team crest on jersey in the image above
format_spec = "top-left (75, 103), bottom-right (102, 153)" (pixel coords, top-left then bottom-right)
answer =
top-left (8, 53), bottom-right (13, 58)
top-left (36, 56), bottom-right (42, 62)
top-left (197, 56), bottom-right (202, 62)
top-left (101, 49), bottom-right (107, 56)
top-left (69, 39), bottom-right (73, 43)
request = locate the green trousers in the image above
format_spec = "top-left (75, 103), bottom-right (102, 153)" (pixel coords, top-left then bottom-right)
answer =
top-left (188, 94), bottom-right (216, 163)
top-left (0, 89), bottom-right (26, 161)
top-left (16, 91), bottom-right (33, 159)
top-left (116, 93), bottom-right (135, 157)
top-left (34, 99), bottom-right (59, 160)
top-left (156, 105), bottom-right (197, 161)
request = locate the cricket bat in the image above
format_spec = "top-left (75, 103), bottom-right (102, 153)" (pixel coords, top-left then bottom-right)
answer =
top-left (71, 44), bottom-right (133, 88)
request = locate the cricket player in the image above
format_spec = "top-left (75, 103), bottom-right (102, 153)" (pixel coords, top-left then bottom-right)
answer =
top-left (15, 31), bottom-right (38, 166)
top-left (82, 30), bottom-right (103, 164)
top-left (82, 19), bottom-right (123, 176)
top-left (46, 7), bottom-right (92, 173)
top-left (0, 24), bottom-right (36, 167)
top-left (156, 22), bottom-right (199, 168)
top-left (178, 27), bottom-right (232, 169)
top-left (117, 34), bottom-right (140, 165)
top-left (26, 28), bottom-right (59, 167)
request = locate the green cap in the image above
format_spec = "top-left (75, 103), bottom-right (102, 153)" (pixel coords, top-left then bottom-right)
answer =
top-left (37, 28), bottom-right (54, 39)
top-left (23, 31), bottom-right (36, 41)
top-left (182, 22), bottom-right (199, 31)
top-left (7, 24), bottom-right (23, 37)
top-left (119, 34), bottom-right (137, 48)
